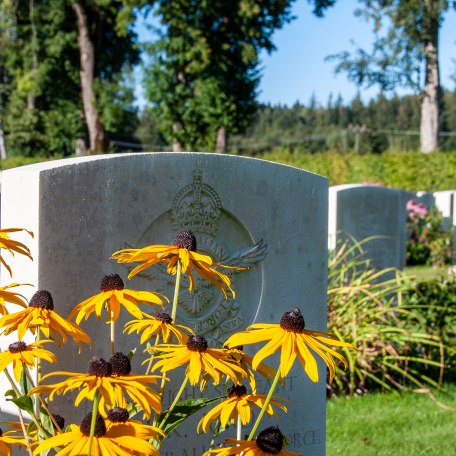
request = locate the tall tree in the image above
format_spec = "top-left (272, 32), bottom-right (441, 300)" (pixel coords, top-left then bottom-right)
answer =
top-left (72, 0), bottom-right (139, 153)
top-left (323, 0), bottom-right (455, 153)
top-left (142, 0), bottom-right (294, 151)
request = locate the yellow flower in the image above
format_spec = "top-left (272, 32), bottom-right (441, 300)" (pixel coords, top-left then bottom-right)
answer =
top-left (124, 312), bottom-right (193, 344)
top-left (0, 283), bottom-right (30, 316)
top-left (0, 227), bottom-right (33, 277)
top-left (33, 412), bottom-right (161, 456)
top-left (112, 229), bottom-right (242, 299)
top-left (0, 290), bottom-right (90, 349)
top-left (29, 354), bottom-right (162, 419)
top-left (0, 340), bottom-right (56, 381)
top-left (150, 335), bottom-right (248, 386)
top-left (69, 273), bottom-right (167, 324)
top-left (204, 426), bottom-right (300, 456)
top-left (226, 348), bottom-right (277, 393)
top-left (105, 407), bottom-right (164, 454)
top-left (0, 423), bottom-right (27, 456)
top-left (225, 308), bottom-right (355, 382)
top-left (198, 384), bottom-right (287, 433)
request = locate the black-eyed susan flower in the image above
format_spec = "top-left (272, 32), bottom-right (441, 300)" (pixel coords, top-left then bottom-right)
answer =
top-left (0, 423), bottom-right (27, 456)
top-left (124, 312), bottom-right (193, 344)
top-left (0, 227), bottom-right (33, 277)
top-left (226, 347), bottom-right (277, 393)
top-left (105, 407), bottom-right (164, 454)
top-left (69, 273), bottom-right (167, 324)
top-left (0, 290), bottom-right (91, 349)
top-left (204, 426), bottom-right (300, 456)
top-left (0, 283), bottom-right (30, 316)
top-left (0, 340), bottom-right (56, 381)
top-left (29, 355), bottom-right (162, 418)
top-left (197, 384), bottom-right (287, 434)
top-left (33, 412), bottom-right (160, 456)
top-left (225, 308), bottom-right (355, 382)
top-left (112, 229), bottom-right (241, 299)
top-left (151, 335), bottom-right (249, 386)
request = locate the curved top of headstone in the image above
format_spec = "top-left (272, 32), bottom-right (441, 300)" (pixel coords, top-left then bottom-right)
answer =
top-left (3, 152), bottom-right (326, 182)
top-left (330, 183), bottom-right (404, 195)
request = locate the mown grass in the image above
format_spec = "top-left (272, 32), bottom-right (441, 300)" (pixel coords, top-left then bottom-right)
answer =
top-left (327, 384), bottom-right (456, 456)
top-left (404, 265), bottom-right (450, 281)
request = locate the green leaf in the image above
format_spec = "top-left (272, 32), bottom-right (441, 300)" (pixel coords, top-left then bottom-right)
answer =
top-left (159, 397), bottom-right (222, 435)
top-left (20, 366), bottom-right (33, 395)
top-left (5, 390), bottom-right (34, 415)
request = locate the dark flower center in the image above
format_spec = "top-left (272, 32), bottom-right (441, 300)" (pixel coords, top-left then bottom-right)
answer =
top-left (100, 273), bottom-right (124, 292)
top-left (0, 428), bottom-right (3, 437)
top-left (107, 407), bottom-right (130, 423)
top-left (156, 312), bottom-right (173, 324)
top-left (52, 414), bottom-right (65, 430)
top-left (29, 290), bottom-right (54, 310)
top-left (80, 412), bottom-right (106, 437)
top-left (280, 308), bottom-right (305, 333)
top-left (110, 352), bottom-right (131, 376)
top-left (87, 357), bottom-right (112, 377)
top-left (227, 384), bottom-right (247, 398)
top-left (173, 230), bottom-right (197, 251)
top-left (256, 426), bottom-right (284, 454)
top-left (186, 335), bottom-right (208, 352)
top-left (8, 341), bottom-right (27, 353)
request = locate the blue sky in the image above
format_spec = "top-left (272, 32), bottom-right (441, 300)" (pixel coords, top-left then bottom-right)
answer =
top-left (135, 0), bottom-right (456, 107)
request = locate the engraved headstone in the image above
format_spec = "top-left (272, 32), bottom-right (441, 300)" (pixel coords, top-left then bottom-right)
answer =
top-left (1, 153), bottom-right (328, 455)
top-left (328, 184), bottom-right (408, 272)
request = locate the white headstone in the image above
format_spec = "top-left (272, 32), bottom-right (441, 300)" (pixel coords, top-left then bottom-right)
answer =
top-left (433, 190), bottom-right (456, 262)
top-left (329, 184), bottom-right (408, 271)
top-left (1, 153), bottom-right (328, 455)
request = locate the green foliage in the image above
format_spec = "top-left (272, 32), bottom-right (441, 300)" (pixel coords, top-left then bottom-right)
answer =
top-left (143, 0), bottom-right (293, 150)
top-left (327, 239), bottom-right (448, 396)
top-left (401, 277), bottom-right (456, 382)
top-left (258, 149), bottom-right (456, 191)
top-left (0, 0), bottom-right (140, 156)
top-left (406, 206), bottom-right (454, 267)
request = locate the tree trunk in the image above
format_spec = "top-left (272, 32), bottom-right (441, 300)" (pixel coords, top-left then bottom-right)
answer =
top-left (72, 1), bottom-right (107, 154)
top-left (172, 122), bottom-right (183, 152)
top-left (0, 126), bottom-right (7, 159)
top-left (215, 126), bottom-right (227, 153)
top-left (420, 36), bottom-right (440, 153)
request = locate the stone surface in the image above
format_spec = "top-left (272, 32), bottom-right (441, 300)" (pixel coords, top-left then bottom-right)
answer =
top-left (329, 184), bottom-right (408, 271)
top-left (433, 190), bottom-right (456, 261)
top-left (1, 153), bottom-right (328, 455)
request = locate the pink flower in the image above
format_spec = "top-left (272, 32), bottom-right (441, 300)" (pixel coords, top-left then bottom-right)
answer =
top-left (406, 199), bottom-right (428, 218)
top-left (451, 265), bottom-right (456, 278)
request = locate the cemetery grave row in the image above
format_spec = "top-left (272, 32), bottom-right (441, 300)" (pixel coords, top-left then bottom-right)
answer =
top-left (0, 153), bottom-right (454, 456)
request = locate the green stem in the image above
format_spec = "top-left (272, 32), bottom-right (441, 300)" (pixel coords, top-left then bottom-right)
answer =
top-left (171, 260), bottom-right (182, 323)
top-left (247, 368), bottom-right (282, 440)
top-left (24, 368), bottom-right (62, 433)
top-left (237, 414), bottom-right (242, 440)
top-left (145, 333), bottom-right (161, 376)
top-left (87, 390), bottom-right (101, 455)
top-left (158, 374), bottom-right (189, 430)
top-left (3, 366), bottom-right (49, 437)
top-left (17, 408), bottom-right (33, 456)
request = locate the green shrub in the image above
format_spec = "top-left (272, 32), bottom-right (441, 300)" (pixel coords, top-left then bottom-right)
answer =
top-left (400, 277), bottom-right (456, 382)
top-left (327, 239), bottom-right (448, 396)
top-left (258, 149), bottom-right (456, 191)
top-left (406, 204), bottom-right (454, 267)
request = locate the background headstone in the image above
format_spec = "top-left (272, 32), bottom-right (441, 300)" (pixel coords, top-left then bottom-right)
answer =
top-left (328, 184), bottom-right (408, 272)
top-left (1, 153), bottom-right (328, 455)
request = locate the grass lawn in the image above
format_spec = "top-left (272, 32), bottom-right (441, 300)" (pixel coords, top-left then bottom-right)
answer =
top-left (404, 265), bottom-right (449, 281)
top-left (327, 384), bottom-right (456, 455)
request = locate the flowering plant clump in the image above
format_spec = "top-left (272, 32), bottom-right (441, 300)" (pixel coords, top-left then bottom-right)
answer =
top-left (406, 200), bottom-right (454, 267)
top-left (0, 227), bottom-right (354, 455)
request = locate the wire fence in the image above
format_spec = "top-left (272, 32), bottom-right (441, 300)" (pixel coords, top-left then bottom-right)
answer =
top-left (110, 127), bottom-right (456, 153)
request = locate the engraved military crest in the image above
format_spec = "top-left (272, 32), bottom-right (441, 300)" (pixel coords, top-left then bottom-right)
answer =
top-left (124, 169), bottom-right (267, 345)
